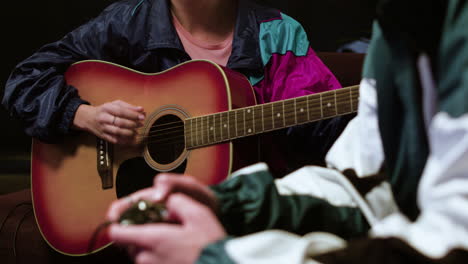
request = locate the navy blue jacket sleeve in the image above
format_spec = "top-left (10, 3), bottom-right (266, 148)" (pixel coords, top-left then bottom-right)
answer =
top-left (2, 2), bottom-right (133, 142)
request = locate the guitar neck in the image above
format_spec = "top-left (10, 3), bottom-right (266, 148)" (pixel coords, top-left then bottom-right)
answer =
top-left (185, 85), bottom-right (359, 149)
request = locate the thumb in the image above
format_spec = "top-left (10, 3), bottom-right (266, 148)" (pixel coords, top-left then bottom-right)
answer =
top-left (166, 193), bottom-right (214, 227)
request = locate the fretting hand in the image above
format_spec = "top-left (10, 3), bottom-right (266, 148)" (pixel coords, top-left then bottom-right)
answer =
top-left (73, 100), bottom-right (145, 145)
top-left (108, 193), bottom-right (226, 264)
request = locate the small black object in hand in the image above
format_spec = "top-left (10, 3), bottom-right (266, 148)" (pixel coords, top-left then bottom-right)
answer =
top-left (118, 200), bottom-right (167, 225)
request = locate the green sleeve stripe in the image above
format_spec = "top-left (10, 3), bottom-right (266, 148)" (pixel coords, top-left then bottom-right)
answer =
top-left (212, 168), bottom-right (369, 239)
top-left (258, 13), bottom-right (310, 65)
top-left (249, 13), bottom-right (310, 85)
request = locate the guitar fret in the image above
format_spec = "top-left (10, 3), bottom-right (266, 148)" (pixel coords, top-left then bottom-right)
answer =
top-left (351, 87), bottom-right (359, 112)
top-left (201, 116), bottom-right (209, 145)
top-left (204, 116), bottom-right (208, 145)
top-left (225, 112), bottom-right (230, 140)
top-left (193, 118), bottom-right (196, 147)
top-left (216, 113), bottom-right (222, 142)
top-left (253, 105), bottom-right (262, 134)
top-left (235, 110), bottom-right (239, 137)
top-left (218, 113), bottom-right (223, 141)
top-left (185, 119), bottom-right (190, 148)
top-left (189, 119), bottom-right (194, 148)
top-left (261, 104), bottom-right (265, 132)
top-left (263, 104), bottom-right (273, 131)
top-left (336, 88), bottom-right (352, 114)
top-left (214, 114), bottom-right (219, 142)
top-left (199, 117), bottom-right (203, 146)
top-left (284, 98), bottom-right (296, 127)
top-left (321, 92), bottom-right (337, 118)
top-left (334, 90), bottom-right (338, 114)
top-left (220, 112), bottom-right (229, 141)
top-left (252, 107), bottom-right (256, 134)
top-left (189, 119), bottom-right (193, 147)
top-left (273, 102), bottom-right (283, 129)
top-left (320, 94), bottom-right (324, 118)
top-left (208, 115), bottom-right (215, 144)
top-left (236, 109), bottom-right (245, 136)
top-left (294, 98), bottom-right (297, 124)
top-left (243, 109), bottom-right (246, 135)
top-left (282, 101), bottom-right (286, 126)
top-left (217, 114), bottom-right (221, 141)
top-left (245, 107), bottom-right (254, 135)
top-left (195, 117), bottom-right (199, 146)
top-left (295, 96), bottom-right (308, 124)
top-left (228, 111), bottom-right (236, 140)
top-left (308, 95), bottom-right (322, 121)
top-left (186, 85), bottom-right (359, 149)
top-left (198, 117), bottom-right (203, 146)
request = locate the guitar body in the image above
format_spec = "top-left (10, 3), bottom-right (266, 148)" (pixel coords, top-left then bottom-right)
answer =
top-left (31, 60), bottom-right (258, 255)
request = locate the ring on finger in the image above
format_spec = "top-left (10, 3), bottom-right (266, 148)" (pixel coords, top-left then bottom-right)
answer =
top-left (112, 115), bottom-right (117, 125)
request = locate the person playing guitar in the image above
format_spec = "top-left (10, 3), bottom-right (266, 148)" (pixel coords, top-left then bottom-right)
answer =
top-left (2, 0), bottom-right (349, 259)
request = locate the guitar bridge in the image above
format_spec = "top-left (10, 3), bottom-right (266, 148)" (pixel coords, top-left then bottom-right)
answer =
top-left (97, 138), bottom-right (113, 189)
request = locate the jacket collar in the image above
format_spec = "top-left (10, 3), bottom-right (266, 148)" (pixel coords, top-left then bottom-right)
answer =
top-left (145, 0), bottom-right (184, 50)
top-left (144, 0), bottom-right (280, 71)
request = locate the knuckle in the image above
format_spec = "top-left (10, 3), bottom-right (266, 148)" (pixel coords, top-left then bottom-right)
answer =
top-left (135, 252), bottom-right (153, 264)
top-left (102, 103), bottom-right (112, 111)
top-left (117, 128), bottom-right (132, 137)
top-left (155, 174), bottom-right (172, 186)
top-left (102, 125), bottom-right (113, 134)
top-left (105, 136), bottom-right (117, 144)
top-left (184, 176), bottom-right (197, 185)
top-left (127, 120), bottom-right (138, 128)
top-left (96, 113), bottom-right (107, 122)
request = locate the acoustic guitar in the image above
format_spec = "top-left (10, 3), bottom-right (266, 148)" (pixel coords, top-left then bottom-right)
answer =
top-left (31, 60), bottom-right (359, 256)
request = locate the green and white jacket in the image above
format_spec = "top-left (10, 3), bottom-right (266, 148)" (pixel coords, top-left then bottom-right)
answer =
top-left (196, 1), bottom-right (468, 263)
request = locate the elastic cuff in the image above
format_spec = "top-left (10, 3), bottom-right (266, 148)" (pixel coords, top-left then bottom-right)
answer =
top-left (209, 168), bottom-right (275, 235)
top-left (59, 96), bottom-right (89, 135)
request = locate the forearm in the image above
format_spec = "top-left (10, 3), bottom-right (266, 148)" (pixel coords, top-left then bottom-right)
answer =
top-left (3, 63), bottom-right (87, 142)
top-left (211, 164), bottom-right (369, 238)
top-left (2, 3), bottom-right (129, 142)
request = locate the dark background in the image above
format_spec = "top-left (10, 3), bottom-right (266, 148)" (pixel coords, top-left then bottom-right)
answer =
top-left (0, 0), bottom-right (376, 193)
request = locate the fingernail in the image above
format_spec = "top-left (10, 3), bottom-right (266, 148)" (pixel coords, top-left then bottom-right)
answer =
top-left (153, 190), bottom-right (163, 201)
top-left (153, 191), bottom-right (162, 201)
top-left (138, 114), bottom-right (145, 120)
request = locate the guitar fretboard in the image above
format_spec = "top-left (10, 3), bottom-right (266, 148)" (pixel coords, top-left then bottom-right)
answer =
top-left (185, 85), bottom-right (359, 149)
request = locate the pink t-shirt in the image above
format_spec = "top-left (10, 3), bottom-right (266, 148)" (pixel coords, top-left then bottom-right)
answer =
top-left (172, 14), bottom-right (233, 66)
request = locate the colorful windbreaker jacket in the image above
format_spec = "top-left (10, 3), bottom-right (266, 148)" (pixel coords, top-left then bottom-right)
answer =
top-left (3, 0), bottom-right (341, 144)
top-left (196, 1), bottom-right (468, 263)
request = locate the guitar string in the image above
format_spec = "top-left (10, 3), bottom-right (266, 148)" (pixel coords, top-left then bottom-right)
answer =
top-left (141, 96), bottom-right (358, 143)
top-left (137, 102), bottom-right (357, 144)
top-left (136, 92), bottom-right (359, 146)
top-left (140, 89), bottom-right (358, 136)
top-left (137, 91), bottom-right (360, 145)
top-left (136, 86), bottom-right (358, 139)
top-left (133, 86), bottom-right (359, 138)
top-left (136, 87), bottom-right (359, 140)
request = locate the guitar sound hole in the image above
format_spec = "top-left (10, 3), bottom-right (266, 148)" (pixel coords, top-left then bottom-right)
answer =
top-left (147, 114), bottom-right (185, 165)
